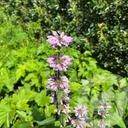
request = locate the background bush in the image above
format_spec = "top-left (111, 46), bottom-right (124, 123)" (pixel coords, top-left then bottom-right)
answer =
top-left (0, 0), bottom-right (128, 76)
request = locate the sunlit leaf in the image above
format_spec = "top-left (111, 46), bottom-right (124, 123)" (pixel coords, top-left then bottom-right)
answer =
top-left (35, 90), bottom-right (50, 107)
top-left (0, 100), bottom-right (16, 127)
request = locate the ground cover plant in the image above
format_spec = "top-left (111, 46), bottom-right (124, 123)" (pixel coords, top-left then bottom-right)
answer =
top-left (0, 1), bottom-right (128, 128)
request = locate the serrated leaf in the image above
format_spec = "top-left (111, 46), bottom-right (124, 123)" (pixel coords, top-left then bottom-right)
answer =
top-left (12, 89), bottom-right (36, 102)
top-left (25, 61), bottom-right (39, 72)
top-left (81, 79), bottom-right (89, 86)
top-left (12, 89), bottom-right (36, 110)
top-left (0, 68), bottom-right (15, 91)
top-left (16, 65), bottom-right (26, 81)
top-left (24, 73), bottom-right (40, 87)
top-left (16, 110), bottom-right (27, 120)
top-left (16, 100), bottom-right (29, 111)
top-left (0, 100), bottom-right (16, 127)
top-left (120, 78), bottom-right (127, 88)
top-left (45, 105), bottom-right (56, 117)
top-left (35, 90), bottom-right (50, 107)
top-left (69, 82), bottom-right (81, 91)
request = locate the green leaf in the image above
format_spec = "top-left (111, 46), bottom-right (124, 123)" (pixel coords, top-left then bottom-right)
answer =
top-left (119, 78), bottom-right (127, 88)
top-left (60, 113), bottom-right (67, 127)
top-left (57, 90), bottom-right (64, 103)
top-left (24, 73), bottom-right (40, 87)
top-left (115, 91), bottom-right (128, 117)
top-left (12, 121), bottom-right (32, 128)
top-left (16, 100), bottom-right (29, 111)
top-left (101, 89), bottom-right (115, 101)
top-left (54, 121), bottom-right (61, 127)
top-left (83, 51), bottom-right (92, 56)
top-left (25, 61), bottom-right (40, 72)
top-left (16, 64), bottom-right (26, 81)
top-left (35, 90), bottom-right (50, 107)
top-left (36, 116), bottom-right (55, 126)
top-left (0, 68), bottom-right (15, 91)
top-left (106, 112), bottom-right (126, 128)
top-left (69, 82), bottom-right (81, 91)
top-left (45, 105), bottom-right (56, 117)
top-left (12, 89), bottom-right (36, 102)
top-left (16, 110), bottom-right (27, 120)
top-left (0, 100), bottom-right (16, 127)
top-left (81, 79), bottom-right (89, 86)
top-left (12, 89), bottom-right (36, 110)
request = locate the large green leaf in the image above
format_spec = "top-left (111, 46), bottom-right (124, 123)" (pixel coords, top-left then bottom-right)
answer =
top-left (12, 88), bottom-right (36, 102)
top-left (0, 68), bottom-right (15, 91)
top-left (0, 100), bottom-right (16, 127)
top-left (16, 65), bottom-right (26, 81)
top-left (12, 121), bottom-right (32, 128)
top-left (119, 78), bottom-right (128, 88)
top-left (106, 112), bottom-right (126, 128)
top-left (115, 91), bottom-right (128, 117)
top-left (45, 105), bottom-right (56, 117)
top-left (36, 116), bottom-right (55, 126)
top-left (35, 90), bottom-right (50, 107)
top-left (24, 73), bottom-right (40, 87)
top-left (101, 89), bottom-right (115, 101)
top-left (12, 89), bottom-right (36, 110)
top-left (69, 82), bottom-right (81, 91)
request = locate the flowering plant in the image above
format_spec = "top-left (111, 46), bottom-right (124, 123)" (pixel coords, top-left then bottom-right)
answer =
top-left (47, 31), bottom-right (72, 48)
top-left (98, 102), bottom-right (111, 128)
top-left (46, 31), bottom-right (111, 128)
top-left (47, 55), bottom-right (71, 71)
top-left (47, 31), bottom-right (73, 127)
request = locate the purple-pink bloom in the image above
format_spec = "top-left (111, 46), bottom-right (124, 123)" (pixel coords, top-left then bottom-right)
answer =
top-left (74, 104), bottom-right (88, 118)
top-left (47, 75), bottom-right (69, 91)
top-left (100, 102), bottom-right (111, 110)
top-left (60, 94), bottom-right (70, 105)
top-left (64, 88), bottom-right (70, 95)
top-left (71, 117), bottom-right (86, 128)
top-left (98, 108), bottom-right (110, 118)
top-left (47, 31), bottom-right (72, 48)
top-left (47, 54), bottom-right (71, 71)
top-left (55, 104), bottom-right (70, 115)
top-left (98, 119), bottom-right (107, 128)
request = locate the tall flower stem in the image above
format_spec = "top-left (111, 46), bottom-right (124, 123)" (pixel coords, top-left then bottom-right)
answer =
top-left (56, 51), bottom-right (60, 120)
top-left (47, 31), bottom-right (72, 127)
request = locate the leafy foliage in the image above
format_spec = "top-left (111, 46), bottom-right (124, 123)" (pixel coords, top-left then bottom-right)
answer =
top-left (0, 1), bottom-right (128, 128)
top-left (0, 0), bottom-right (128, 76)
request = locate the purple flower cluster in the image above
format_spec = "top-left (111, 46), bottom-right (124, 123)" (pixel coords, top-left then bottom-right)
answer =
top-left (47, 74), bottom-right (70, 107)
top-left (47, 54), bottom-right (71, 71)
top-left (71, 104), bottom-right (88, 128)
top-left (47, 31), bottom-right (72, 48)
top-left (98, 102), bottom-right (111, 128)
top-left (71, 118), bottom-right (86, 128)
top-left (47, 31), bottom-right (88, 128)
top-left (98, 119), bottom-right (107, 128)
top-left (49, 77), bottom-right (71, 115)
top-left (47, 31), bottom-right (72, 126)
top-left (55, 104), bottom-right (70, 115)
top-left (47, 75), bottom-right (69, 91)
